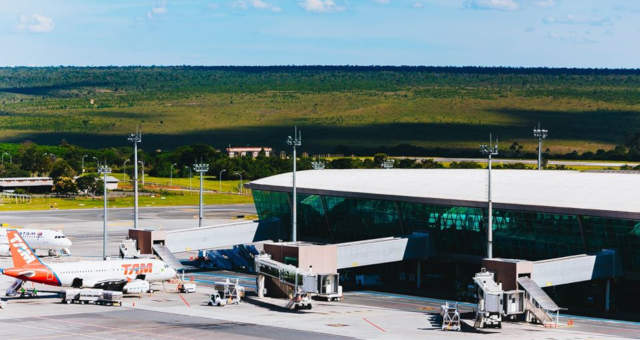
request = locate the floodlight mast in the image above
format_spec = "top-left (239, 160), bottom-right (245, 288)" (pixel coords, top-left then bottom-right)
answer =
top-left (286, 126), bottom-right (302, 242)
top-left (533, 122), bottom-right (548, 170)
top-left (480, 134), bottom-right (499, 259)
top-left (98, 164), bottom-right (112, 260)
top-left (127, 130), bottom-right (142, 229)
top-left (193, 163), bottom-right (209, 228)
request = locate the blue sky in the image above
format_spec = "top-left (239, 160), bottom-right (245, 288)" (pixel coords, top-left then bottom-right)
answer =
top-left (1, 0), bottom-right (638, 67)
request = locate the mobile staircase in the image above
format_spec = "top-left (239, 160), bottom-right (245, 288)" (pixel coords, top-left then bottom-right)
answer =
top-left (152, 244), bottom-right (187, 271)
top-left (517, 277), bottom-right (561, 327)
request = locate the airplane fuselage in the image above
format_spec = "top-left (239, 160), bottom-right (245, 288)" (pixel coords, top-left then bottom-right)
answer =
top-left (0, 228), bottom-right (71, 256)
top-left (3, 258), bottom-right (176, 287)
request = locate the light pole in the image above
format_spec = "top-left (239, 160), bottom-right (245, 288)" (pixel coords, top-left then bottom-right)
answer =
top-left (128, 130), bottom-right (142, 229)
top-left (1, 152), bottom-right (11, 166)
top-left (193, 163), bottom-right (209, 228)
top-left (123, 159), bottom-right (130, 182)
top-left (234, 171), bottom-right (243, 194)
top-left (81, 154), bottom-right (88, 173)
top-left (170, 163), bottom-right (177, 186)
top-left (184, 166), bottom-right (192, 193)
top-left (533, 122), bottom-right (548, 171)
top-left (286, 126), bottom-right (302, 242)
top-left (480, 134), bottom-right (499, 259)
top-left (98, 164), bottom-right (112, 260)
top-left (138, 160), bottom-right (145, 186)
top-left (219, 169), bottom-right (226, 192)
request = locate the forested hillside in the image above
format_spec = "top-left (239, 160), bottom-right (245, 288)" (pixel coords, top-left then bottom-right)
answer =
top-left (1, 66), bottom-right (639, 158)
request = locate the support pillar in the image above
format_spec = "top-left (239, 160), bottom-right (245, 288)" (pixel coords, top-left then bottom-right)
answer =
top-left (416, 261), bottom-right (422, 289)
top-left (257, 275), bottom-right (265, 298)
top-left (605, 279), bottom-right (611, 313)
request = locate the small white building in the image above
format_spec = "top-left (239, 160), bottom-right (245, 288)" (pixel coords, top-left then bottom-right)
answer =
top-left (226, 147), bottom-right (272, 158)
top-left (104, 176), bottom-right (119, 190)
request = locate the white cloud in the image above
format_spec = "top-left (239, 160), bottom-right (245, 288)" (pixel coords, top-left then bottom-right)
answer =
top-left (299, 0), bottom-right (345, 13)
top-left (465, 0), bottom-right (519, 11)
top-left (534, 0), bottom-right (555, 8)
top-left (546, 31), bottom-right (596, 44)
top-left (232, 0), bottom-right (248, 9)
top-left (17, 14), bottom-right (54, 33)
top-left (148, 1), bottom-right (168, 19)
top-left (233, 0), bottom-right (281, 12)
top-left (543, 14), bottom-right (611, 26)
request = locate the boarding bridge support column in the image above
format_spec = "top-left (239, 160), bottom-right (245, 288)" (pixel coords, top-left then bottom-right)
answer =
top-left (417, 261), bottom-right (422, 289)
top-left (605, 279), bottom-right (611, 313)
top-left (257, 275), bottom-right (265, 298)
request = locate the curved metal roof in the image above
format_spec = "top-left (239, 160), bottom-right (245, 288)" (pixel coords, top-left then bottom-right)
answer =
top-left (246, 169), bottom-right (640, 219)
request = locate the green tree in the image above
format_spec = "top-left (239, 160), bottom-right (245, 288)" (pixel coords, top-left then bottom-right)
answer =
top-left (53, 177), bottom-right (77, 194)
top-left (373, 153), bottom-right (388, 166)
top-left (50, 159), bottom-right (76, 180)
top-left (76, 174), bottom-right (101, 195)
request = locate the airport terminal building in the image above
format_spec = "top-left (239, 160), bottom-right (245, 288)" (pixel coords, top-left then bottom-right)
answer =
top-left (247, 169), bottom-right (640, 316)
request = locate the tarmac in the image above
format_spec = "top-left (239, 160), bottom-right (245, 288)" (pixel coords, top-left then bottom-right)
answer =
top-left (0, 205), bottom-right (639, 339)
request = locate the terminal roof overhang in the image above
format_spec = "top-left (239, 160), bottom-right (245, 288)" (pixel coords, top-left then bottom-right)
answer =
top-left (246, 169), bottom-right (640, 220)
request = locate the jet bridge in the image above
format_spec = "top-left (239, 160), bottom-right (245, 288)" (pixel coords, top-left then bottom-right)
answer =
top-left (129, 220), bottom-right (282, 255)
top-left (531, 250), bottom-right (621, 287)
top-left (336, 232), bottom-right (432, 269)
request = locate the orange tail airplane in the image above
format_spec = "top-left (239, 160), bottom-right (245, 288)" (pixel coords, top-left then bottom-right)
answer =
top-left (1, 229), bottom-right (176, 290)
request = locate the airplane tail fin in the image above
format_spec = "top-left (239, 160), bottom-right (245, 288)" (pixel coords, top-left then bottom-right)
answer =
top-left (6, 229), bottom-right (43, 268)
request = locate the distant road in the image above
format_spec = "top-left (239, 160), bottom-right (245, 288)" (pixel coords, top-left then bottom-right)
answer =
top-left (397, 157), bottom-right (639, 168)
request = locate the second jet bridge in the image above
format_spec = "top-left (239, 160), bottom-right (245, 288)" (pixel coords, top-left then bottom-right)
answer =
top-left (336, 232), bottom-right (433, 269)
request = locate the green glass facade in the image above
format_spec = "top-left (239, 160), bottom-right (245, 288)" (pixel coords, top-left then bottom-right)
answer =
top-left (253, 189), bottom-right (640, 275)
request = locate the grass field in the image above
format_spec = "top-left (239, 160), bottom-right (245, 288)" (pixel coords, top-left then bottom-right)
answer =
top-left (1, 67), bottom-right (639, 156)
top-left (111, 174), bottom-right (248, 193)
top-left (0, 192), bottom-right (252, 211)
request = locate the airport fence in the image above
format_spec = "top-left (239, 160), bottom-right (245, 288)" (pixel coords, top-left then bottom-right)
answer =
top-left (0, 192), bottom-right (32, 204)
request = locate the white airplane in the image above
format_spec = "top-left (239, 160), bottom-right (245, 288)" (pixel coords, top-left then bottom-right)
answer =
top-left (0, 227), bottom-right (72, 256)
top-left (1, 229), bottom-right (177, 291)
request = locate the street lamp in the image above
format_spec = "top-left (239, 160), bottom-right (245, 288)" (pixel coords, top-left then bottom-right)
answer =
top-left (98, 164), bottom-right (112, 260)
top-left (193, 163), bottom-right (209, 228)
top-left (219, 169), bottom-right (226, 192)
top-left (533, 122), bottom-right (548, 171)
top-left (170, 163), bottom-right (177, 186)
top-left (1, 152), bottom-right (11, 166)
top-left (286, 126), bottom-right (302, 242)
top-left (128, 130), bottom-right (142, 229)
top-left (184, 166), bottom-right (192, 193)
top-left (123, 159), bottom-right (130, 183)
top-left (480, 134), bottom-right (499, 259)
top-left (81, 154), bottom-right (88, 173)
top-left (138, 160), bottom-right (145, 186)
top-left (234, 171), bottom-right (243, 194)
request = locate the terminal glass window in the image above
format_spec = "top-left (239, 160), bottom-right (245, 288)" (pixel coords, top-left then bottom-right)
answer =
top-left (252, 189), bottom-right (640, 274)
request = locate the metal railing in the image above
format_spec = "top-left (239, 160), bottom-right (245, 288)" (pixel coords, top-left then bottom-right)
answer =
top-left (0, 192), bottom-right (32, 204)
